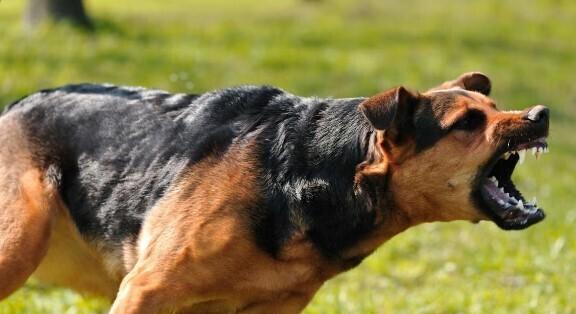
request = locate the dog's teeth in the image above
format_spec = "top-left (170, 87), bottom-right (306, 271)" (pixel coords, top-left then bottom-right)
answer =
top-left (531, 147), bottom-right (537, 156)
top-left (544, 147), bottom-right (549, 153)
top-left (517, 199), bottom-right (524, 209)
top-left (525, 202), bottom-right (537, 213)
top-left (489, 177), bottom-right (498, 185)
top-left (503, 152), bottom-right (511, 160)
top-left (535, 148), bottom-right (541, 159)
top-left (499, 187), bottom-right (505, 193)
top-left (518, 150), bottom-right (526, 164)
top-left (531, 197), bottom-right (537, 205)
top-left (498, 200), bottom-right (506, 206)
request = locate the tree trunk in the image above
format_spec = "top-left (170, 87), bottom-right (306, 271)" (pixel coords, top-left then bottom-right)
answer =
top-left (24, 0), bottom-right (93, 31)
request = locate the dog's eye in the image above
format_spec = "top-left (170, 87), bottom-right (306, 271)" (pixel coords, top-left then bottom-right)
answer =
top-left (452, 110), bottom-right (485, 131)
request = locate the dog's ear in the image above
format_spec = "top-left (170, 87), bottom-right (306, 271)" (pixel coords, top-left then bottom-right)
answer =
top-left (360, 86), bottom-right (417, 130)
top-left (430, 72), bottom-right (491, 96)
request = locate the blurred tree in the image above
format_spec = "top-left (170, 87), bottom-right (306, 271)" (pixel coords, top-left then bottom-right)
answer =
top-left (24, 0), bottom-right (93, 31)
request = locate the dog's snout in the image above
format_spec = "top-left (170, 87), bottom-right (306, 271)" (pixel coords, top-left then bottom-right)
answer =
top-left (523, 105), bottom-right (549, 123)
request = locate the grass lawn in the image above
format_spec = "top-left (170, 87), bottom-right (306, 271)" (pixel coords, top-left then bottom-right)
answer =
top-left (1, 0), bottom-right (575, 313)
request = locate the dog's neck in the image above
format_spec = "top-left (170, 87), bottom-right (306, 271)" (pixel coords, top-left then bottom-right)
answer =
top-left (256, 96), bottom-right (411, 263)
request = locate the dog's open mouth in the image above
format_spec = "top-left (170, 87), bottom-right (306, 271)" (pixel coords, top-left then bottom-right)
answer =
top-left (478, 137), bottom-right (548, 229)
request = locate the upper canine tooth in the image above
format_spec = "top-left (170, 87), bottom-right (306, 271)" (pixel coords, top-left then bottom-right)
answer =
top-left (518, 150), bottom-right (526, 164)
top-left (532, 147), bottom-right (537, 156)
top-left (517, 199), bottom-right (524, 209)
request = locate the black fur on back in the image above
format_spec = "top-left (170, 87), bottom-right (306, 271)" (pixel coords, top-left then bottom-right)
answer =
top-left (5, 84), bottom-right (381, 259)
top-left (250, 95), bottom-right (377, 258)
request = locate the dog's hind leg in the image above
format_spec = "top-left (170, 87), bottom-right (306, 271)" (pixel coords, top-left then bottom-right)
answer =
top-left (0, 116), bottom-right (57, 300)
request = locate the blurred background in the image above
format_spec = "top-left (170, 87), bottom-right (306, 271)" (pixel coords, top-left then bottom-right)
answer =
top-left (0, 0), bottom-right (575, 313)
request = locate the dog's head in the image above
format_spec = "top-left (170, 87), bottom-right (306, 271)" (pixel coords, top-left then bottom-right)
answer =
top-left (358, 72), bottom-right (549, 230)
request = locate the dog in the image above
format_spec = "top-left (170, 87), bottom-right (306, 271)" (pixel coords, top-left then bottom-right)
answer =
top-left (0, 72), bottom-right (549, 313)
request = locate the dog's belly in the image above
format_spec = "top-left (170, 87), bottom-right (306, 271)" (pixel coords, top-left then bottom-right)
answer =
top-left (33, 208), bottom-right (121, 299)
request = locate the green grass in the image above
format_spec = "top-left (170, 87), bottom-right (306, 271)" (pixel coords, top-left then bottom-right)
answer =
top-left (1, 0), bottom-right (575, 313)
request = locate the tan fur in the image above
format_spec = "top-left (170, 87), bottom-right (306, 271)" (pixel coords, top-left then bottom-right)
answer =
top-left (110, 143), bottom-right (328, 313)
top-left (386, 91), bottom-right (516, 225)
top-left (0, 115), bottom-right (56, 299)
top-left (33, 203), bottom-right (120, 299)
top-left (0, 114), bottom-right (120, 301)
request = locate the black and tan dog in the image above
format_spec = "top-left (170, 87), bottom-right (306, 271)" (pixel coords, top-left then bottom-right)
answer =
top-left (0, 72), bottom-right (549, 313)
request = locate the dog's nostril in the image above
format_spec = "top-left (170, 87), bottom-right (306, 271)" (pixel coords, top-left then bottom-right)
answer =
top-left (524, 105), bottom-right (549, 123)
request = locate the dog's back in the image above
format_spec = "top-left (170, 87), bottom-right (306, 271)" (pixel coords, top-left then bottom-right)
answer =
top-left (2, 84), bottom-right (290, 244)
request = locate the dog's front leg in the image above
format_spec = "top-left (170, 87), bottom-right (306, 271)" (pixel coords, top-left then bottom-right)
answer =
top-left (109, 264), bottom-right (170, 314)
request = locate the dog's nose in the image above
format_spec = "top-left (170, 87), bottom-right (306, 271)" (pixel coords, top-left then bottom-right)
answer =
top-left (523, 105), bottom-right (549, 123)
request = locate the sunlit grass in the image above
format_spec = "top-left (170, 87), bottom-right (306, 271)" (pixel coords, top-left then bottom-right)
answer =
top-left (0, 0), bottom-right (575, 313)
